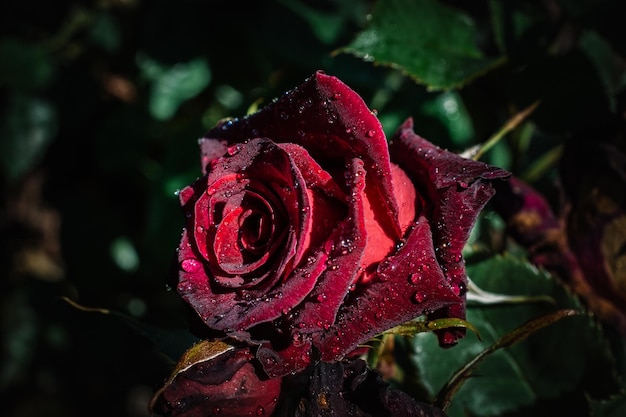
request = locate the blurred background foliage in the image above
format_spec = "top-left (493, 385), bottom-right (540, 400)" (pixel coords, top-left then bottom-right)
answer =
top-left (1, 0), bottom-right (625, 416)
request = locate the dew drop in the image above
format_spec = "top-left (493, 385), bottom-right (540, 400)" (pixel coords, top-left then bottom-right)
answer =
top-left (408, 273), bottom-right (422, 285)
top-left (211, 406), bottom-right (222, 415)
top-left (452, 282), bottom-right (467, 296)
top-left (174, 399), bottom-right (187, 410)
top-left (412, 291), bottom-right (427, 303)
top-left (331, 92), bottom-right (342, 100)
top-left (441, 332), bottom-right (457, 346)
top-left (178, 281), bottom-right (194, 293)
top-left (227, 144), bottom-right (242, 155)
top-left (365, 129), bottom-right (376, 138)
top-left (181, 258), bottom-right (202, 273)
top-left (452, 252), bottom-right (463, 263)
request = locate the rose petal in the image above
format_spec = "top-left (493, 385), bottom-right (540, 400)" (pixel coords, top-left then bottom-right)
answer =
top-left (389, 118), bottom-right (510, 345)
top-left (178, 139), bottom-right (326, 331)
top-left (150, 342), bottom-right (281, 417)
top-left (253, 158), bottom-right (368, 378)
top-left (359, 163), bottom-right (418, 277)
top-left (202, 70), bottom-right (402, 237)
top-left (316, 216), bottom-right (461, 362)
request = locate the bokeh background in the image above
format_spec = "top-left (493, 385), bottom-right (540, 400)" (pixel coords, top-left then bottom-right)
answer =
top-left (1, 1), bottom-right (625, 416)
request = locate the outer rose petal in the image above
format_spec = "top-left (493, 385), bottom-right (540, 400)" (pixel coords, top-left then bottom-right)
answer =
top-left (150, 342), bottom-right (281, 417)
top-left (316, 216), bottom-right (461, 362)
top-left (390, 118), bottom-right (510, 345)
top-left (201, 70), bottom-right (402, 236)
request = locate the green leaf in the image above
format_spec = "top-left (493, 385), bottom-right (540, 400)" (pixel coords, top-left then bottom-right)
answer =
top-left (421, 91), bottom-right (475, 147)
top-left (411, 255), bottom-right (621, 417)
top-left (277, 0), bottom-right (345, 45)
top-left (0, 93), bottom-right (57, 182)
top-left (579, 30), bottom-right (625, 111)
top-left (338, 0), bottom-right (503, 90)
top-left (435, 308), bottom-right (580, 412)
top-left (137, 54), bottom-right (211, 120)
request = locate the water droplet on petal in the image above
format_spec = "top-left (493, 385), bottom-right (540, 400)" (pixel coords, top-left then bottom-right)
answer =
top-left (227, 144), bottom-right (242, 155)
top-left (409, 273), bottom-right (422, 284)
top-left (441, 332), bottom-right (457, 346)
top-left (452, 282), bottom-right (467, 296)
top-left (212, 406), bottom-right (222, 415)
top-left (365, 129), bottom-right (376, 138)
top-left (412, 291), bottom-right (427, 303)
top-left (181, 258), bottom-right (202, 273)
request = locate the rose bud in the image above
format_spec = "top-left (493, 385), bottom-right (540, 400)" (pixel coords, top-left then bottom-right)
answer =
top-left (176, 71), bottom-right (510, 377)
top-left (149, 340), bottom-right (281, 417)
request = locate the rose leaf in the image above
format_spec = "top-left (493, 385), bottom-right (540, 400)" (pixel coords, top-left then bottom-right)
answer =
top-left (336, 0), bottom-right (503, 90)
top-left (411, 255), bottom-right (621, 417)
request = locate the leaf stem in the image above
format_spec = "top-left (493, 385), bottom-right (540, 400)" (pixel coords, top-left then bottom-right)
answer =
top-left (434, 308), bottom-right (580, 411)
top-left (472, 100), bottom-right (541, 161)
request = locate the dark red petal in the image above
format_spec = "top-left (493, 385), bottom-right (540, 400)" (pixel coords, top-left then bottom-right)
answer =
top-left (202, 71), bottom-right (402, 237)
top-left (150, 345), bottom-right (281, 417)
top-left (256, 338), bottom-right (314, 379)
top-left (177, 139), bottom-right (327, 332)
top-left (316, 216), bottom-right (460, 362)
top-left (278, 143), bottom-right (346, 201)
top-left (199, 138), bottom-right (228, 176)
top-left (291, 158), bottom-right (368, 332)
top-left (253, 158), bottom-right (367, 378)
top-left (390, 118), bottom-right (510, 345)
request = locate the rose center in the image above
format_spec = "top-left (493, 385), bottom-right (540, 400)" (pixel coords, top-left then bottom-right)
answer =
top-left (239, 209), bottom-right (272, 254)
top-left (211, 185), bottom-right (286, 281)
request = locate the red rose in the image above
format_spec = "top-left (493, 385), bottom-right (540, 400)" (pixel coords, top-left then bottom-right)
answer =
top-left (176, 71), bottom-right (509, 377)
